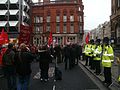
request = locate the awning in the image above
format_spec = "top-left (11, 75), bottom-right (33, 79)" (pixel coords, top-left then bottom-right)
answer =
top-left (0, 0), bottom-right (7, 4)
top-left (9, 0), bottom-right (18, 4)
top-left (0, 21), bottom-right (7, 27)
top-left (0, 10), bottom-right (8, 15)
top-left (9, 21), bottom-right (19, 26)
top-left (9, 10), bottom-right (19, 15)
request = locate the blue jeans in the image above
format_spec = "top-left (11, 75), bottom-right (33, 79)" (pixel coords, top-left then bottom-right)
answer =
top-left (17, 75), bottom-right (30, 90)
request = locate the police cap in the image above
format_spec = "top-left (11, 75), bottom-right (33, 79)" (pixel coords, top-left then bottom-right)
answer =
top-left (103, 37), bottom-right (109, 43)
top-left (90, 39), bottom-right (94, 43)
top-left (96, 39), bottom-right (101, 43)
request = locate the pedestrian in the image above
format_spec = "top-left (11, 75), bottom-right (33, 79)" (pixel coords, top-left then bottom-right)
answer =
top-left (93, 39), bottom-right (102, 75)
top-left (2, 43), bottom-right (16, 90)
top-left (102, 37), bottom-right (114, 87)
top-left (38, 45), bottom-right (52, 82)
top-left (64, 42), bottom-right (71, 70)
top-left (14, 43), bottom-right (35, 90)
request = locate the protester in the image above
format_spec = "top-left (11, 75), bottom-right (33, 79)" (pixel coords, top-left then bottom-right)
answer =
top-left (38, 45), bottom-right (52, 82)
top-left (2, 43), bottom-right (16, 90)
top-left (64, 42), bottom-right (71, 70)
top-left (14, 43), bottom-right (35, 90)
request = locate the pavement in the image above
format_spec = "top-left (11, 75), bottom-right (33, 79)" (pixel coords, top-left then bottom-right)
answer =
top-left (79, 57), bottom-right (120, 90)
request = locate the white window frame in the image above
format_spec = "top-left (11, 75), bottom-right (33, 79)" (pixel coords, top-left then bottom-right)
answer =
top-left (70, 15), bottom-right (74, 22)
top-left (56, 15), bottom-right (60, 22)
top-left (63, 15), bottom-right (67, 22)
top-left (47, 16), bottom-right (50, 22)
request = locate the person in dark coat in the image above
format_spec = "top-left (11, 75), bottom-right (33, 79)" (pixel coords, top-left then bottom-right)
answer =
top-left (54, 44), bottom-right (62, 63)
top-left (64, 43), bottom-right (71, 70)
top-left (38, 45), bottom-right (52, 82)
top-left (14, 43), bottom-right (35, 90)
top-left (2, 43), bottom-right (16, 90)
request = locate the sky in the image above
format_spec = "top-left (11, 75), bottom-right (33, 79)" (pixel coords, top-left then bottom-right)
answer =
top-left (83, 0), bottom-right (111, 30)
top-left (32, 0), bottom-right (111, 30)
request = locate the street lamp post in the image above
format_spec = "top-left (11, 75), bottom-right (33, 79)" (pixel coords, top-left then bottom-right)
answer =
top-left (102, 25), bottom-right (105, 40)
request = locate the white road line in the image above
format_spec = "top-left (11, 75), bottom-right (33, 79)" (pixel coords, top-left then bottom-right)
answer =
top-left (53, 85), bottom-right (56, 90)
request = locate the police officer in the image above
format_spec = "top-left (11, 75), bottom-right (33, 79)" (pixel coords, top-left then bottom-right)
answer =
top-left (89, 39), bottom-right (96, 70)
top-left (93, 39), bottom-right (102, 75)
top-left (102, 37), bottom-right (114, 87)
top-left (83, 41), bottom-right (90, 66)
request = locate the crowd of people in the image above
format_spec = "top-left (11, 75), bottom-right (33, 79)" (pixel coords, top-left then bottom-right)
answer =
top-left (0, 36), bottom-right (120, 89)
top-left (0, 42), bottom-right (82, 90)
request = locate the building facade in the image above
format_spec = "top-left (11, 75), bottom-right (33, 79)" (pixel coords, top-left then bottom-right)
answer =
top-left (31, 0), bottom-right (84, 46)
top-left (0, 0), bottom-right (31, 43)
top-left (111, 0), bottom-right (120, 48)
top-left (89, 21), bottom-right (111, 42)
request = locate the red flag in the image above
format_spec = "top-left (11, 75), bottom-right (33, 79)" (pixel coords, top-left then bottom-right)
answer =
top-left (85, 32), bottom-right (90, 44)
top-left (48, 32), bottom-right (53, 46)
top-left (0, 28), bottom-right (8, 44)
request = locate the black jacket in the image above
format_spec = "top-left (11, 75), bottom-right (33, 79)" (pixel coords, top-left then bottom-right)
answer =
top-left (14, 51), bottom-right (35, 76)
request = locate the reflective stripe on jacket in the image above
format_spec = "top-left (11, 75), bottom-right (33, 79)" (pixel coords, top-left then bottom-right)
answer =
top-left (83, 44), bottom-right (91, 56)
top-left (93, 45), bottom-right (102, 60)
top-left (102, 45), bottom-right (114, 67)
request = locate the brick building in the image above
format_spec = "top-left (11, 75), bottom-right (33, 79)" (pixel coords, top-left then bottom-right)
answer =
top-left (111, 0), bottom-right (120, 48)
top-left (31, 0), bottom-right (84, 46)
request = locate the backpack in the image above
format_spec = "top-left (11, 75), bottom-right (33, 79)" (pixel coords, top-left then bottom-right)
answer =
top-left (2, 50), bottom-right (14, 66)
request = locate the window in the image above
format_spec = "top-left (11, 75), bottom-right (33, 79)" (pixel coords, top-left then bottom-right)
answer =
top-left (46, 23), bottom-right (50, 32)
top-left (70, 23), bottom-right (74, 33)
top-left (116, 25), bottom-right (120, 37)
top-left (118, 0), bottom-right (120, 7)
top-left (79, 16), bottom-right (82, 22)
top-left (40, 24), bottom-right (43, 33)
top-left (56, 15), bottom-right (60, 22)
top-left (56, 23), bottom-right (60, 33)
top-left (47, 16), bottom-right (50, 22)
top-left (63, 23), bottom-right (67, 33)
top-left (70, 15), bottom-right (74, 22)
top-left (35, 16), bottom-right (40, 23)
top-left (34, 17), bottom-right (36, 23)
top-left (79, 26), bottom-right (82, 33)
top-left (36, 26), bottom-right (40, 33)
top-left (79, 7), bottom-right (81, 11)
top-left (40, 17), bottom-right (43, 23)
top-left (63, 15), bottom-right (67, 22)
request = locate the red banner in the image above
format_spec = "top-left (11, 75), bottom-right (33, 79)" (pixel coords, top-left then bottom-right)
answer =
top-left (18, 24), bottom-right (31, 45)
top-left (85, 32), bottom-right (90, 44)
top-left (48, 32), bottom-right (53, 46)
top-left (0, 28), bottom-right (8, 44)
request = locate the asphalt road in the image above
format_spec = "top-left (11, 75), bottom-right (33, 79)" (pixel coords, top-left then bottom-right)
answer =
top-left (29, 62), bottom-right (100, 90)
